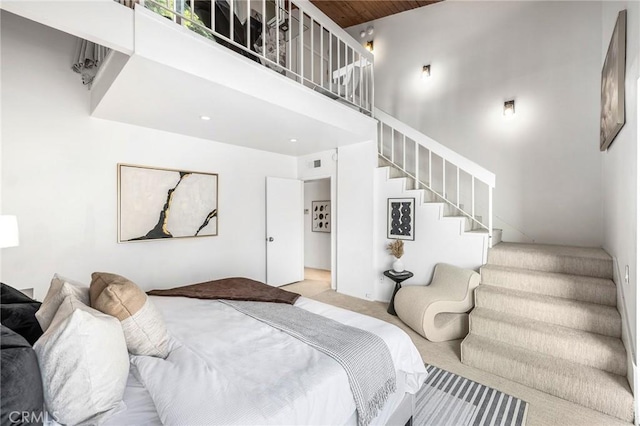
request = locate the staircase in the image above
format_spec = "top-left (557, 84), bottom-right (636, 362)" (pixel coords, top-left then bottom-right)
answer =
top-left (375, 108), bottom-right (497, 248)
top-left (461, 242), bottom-right (634, 422)
top-left (378, 156), bottom-right (502, 243)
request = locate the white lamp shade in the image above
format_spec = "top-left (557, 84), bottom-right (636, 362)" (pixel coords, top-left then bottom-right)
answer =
top-left (0, 215), bottom-right (19, 248)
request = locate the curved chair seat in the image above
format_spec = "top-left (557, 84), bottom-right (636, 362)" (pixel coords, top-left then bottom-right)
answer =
top-left (394, 263), bottom-right (480, 342)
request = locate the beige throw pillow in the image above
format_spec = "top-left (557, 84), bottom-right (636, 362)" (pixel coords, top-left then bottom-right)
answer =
top-left (35, 274), bottom-right (89, 332)
top-left (90, 272), bottom-right (170, 358)
top-left (34, 294), bottom-right (129, 425)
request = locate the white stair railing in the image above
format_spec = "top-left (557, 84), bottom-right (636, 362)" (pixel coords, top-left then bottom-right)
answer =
top-left (375, 108), bottom-right (496, 246)
top-left (135, 0), bottom-right (374, 115)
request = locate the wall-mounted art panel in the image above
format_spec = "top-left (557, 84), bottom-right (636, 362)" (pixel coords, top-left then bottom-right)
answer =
top-left (118, 164), bottom-right (218, 242)
top-left (600, 10), bottom-right (626, 151)
top-left (387, 198), bottom-right (415, 241)
top-left (311, 200), bottom-right (331, 233)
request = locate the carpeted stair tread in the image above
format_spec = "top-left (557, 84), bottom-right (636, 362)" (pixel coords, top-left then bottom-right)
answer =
top-left (480, 264), bottom-right (616, 306)
top-left (461, 334), bottom-right (634, 422)
top-left (475, 285), bottom-right (621, 337)
top-left (487, 243), bottom-right (612, 279)
top-left (470, 307), bottom-right (626, 375)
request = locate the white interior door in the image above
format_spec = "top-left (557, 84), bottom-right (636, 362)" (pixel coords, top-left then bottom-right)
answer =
top-left (266, 177), bottom-right (304, 286)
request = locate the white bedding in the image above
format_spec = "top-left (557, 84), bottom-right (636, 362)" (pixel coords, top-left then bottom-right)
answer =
top-left (103, 296), bottom-right (426, 425)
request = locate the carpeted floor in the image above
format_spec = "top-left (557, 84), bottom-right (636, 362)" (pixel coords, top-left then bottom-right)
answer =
top-left (282, 282), bottom-right (631, 426)
top-left (283, 268), bottom-right (332, 297)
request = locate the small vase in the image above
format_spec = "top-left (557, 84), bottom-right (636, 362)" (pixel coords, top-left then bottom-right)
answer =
top-left (392, 258), bottom-right (404, 273)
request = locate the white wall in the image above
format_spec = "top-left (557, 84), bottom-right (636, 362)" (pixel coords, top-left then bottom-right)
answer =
top-left (336, 141), bottom-right (377, 299)
top-left (297, 146), bottom-right (379, 300)
top-left (600, 2), bottom-right (640, 379)
top-left (304, 179), bottom-right (331, 270)
top-left (348, 1), bottom-right (604, 247)
top-left (1, 0), bottom-right (135, 54)
top-left (0, 12), bottom-right (297, 299)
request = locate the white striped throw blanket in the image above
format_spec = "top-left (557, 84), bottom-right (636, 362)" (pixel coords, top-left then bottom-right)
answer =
top-left (221, 300), bottom-right (397, 426)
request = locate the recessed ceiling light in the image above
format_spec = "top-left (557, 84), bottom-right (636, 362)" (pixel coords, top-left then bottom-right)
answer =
top-left (200, 115), bottom-right (211, 121)
top-left (290, 138), bottom-right (298, 142)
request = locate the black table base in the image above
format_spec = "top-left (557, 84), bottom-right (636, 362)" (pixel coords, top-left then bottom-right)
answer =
top-left (383, 270), bottom-right (414, 316)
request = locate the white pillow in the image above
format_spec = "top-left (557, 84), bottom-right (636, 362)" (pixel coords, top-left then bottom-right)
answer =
top-left (34, 294), bottom-right (129, 425)
top-left (35, 274), bottom-right (89, 331)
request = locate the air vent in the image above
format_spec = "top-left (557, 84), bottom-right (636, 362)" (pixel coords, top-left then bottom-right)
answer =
top-left (307, 159), bottom-right (322, 169)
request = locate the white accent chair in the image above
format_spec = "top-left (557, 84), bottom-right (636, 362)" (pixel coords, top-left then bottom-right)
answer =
top-left (394, 263), bottom-right (480, 342)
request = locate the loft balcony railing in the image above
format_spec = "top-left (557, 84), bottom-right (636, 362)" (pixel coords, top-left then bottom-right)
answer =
top-left (133, 0), bottom-right (374, 115)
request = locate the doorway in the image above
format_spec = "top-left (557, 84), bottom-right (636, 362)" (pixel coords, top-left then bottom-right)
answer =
top-left (303, 178), bottom-right (332, 290)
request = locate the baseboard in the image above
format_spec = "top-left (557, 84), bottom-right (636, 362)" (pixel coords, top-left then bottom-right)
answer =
top-left (612, 257), bottom-right (637, 402)
top-left (635, 364), bottom-right (639, 426)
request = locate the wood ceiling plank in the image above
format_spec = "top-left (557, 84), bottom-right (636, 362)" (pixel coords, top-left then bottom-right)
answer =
top-left (310, 0), bottom-right (441, 28)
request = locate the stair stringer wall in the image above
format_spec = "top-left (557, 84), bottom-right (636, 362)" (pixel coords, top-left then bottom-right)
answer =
top-left (612, 255), bottom-right (638, 397)
top-left (374, 167), bottom-right (488, 301)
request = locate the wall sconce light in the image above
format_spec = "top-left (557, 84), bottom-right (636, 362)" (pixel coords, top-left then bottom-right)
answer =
top-left (365, 40), bottom-right (374, 52)
top-left (503, 100), bottom-right (515, 116)
top-left (422, 65), bottom-right (431, 79)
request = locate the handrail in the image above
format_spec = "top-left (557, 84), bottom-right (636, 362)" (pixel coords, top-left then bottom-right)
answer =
top-left (136, 0), bottom-right (374, 114)
top-left (375, 108), bottom-right (495, 187)
top-left (375, 107), bottom-right (495, 245)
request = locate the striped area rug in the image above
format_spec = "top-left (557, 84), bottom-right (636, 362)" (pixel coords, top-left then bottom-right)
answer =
top-left (414, 364), bottom-right (529, 426)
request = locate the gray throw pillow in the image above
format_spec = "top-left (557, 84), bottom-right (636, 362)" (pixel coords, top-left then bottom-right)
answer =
top-left (0, 325), bottom-right (44, 425)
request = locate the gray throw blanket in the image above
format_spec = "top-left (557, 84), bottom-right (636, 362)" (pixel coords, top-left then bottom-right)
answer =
top-left (221, 300), bottom-right (396, 426)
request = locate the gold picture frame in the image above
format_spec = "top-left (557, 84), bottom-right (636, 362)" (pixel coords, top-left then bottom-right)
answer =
top-left (118, 164), bottom-right (218, 243)
top-left (600, 10), bottom-right (626, 151)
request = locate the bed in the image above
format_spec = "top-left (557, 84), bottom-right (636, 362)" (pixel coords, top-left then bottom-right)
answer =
top-left (106, 295), bottom-right (426, 425)
top-left (2, 277), bottom-right (427, 426)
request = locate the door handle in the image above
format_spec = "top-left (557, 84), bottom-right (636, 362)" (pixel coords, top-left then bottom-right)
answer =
top-left (267, 237), bottom-right (274, 242)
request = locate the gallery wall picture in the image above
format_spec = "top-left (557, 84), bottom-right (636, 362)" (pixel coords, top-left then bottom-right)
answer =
top-left (387, 198), bottom-right (415, 241)
top-left (312, 200), bottom-right (331, 233)
top-left (600, 9), bottom-right (626, 151)
top-left (118, 164), bottom-right (218, 243)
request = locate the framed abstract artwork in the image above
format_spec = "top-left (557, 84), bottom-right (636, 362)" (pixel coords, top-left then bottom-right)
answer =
top-left (387, 198), bottom-right (415, 241)
top-left (118, 164), bottom-right (218, 243)
top-left (600, 10), bottom-right (626, 151)
top-left (311, 200), bottom-right (331, 233)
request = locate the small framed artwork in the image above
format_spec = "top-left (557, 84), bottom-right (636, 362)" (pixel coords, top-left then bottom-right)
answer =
top-left (387, 198), bottom-right (415, 240)
top-left (600, 10), bottom-right (626, 151)
top-left (118, 164), bottom-right (218, 243)
top-left (312, 200), bottom-right (331, 233)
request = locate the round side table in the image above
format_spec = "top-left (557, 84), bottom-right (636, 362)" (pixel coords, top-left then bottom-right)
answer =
top-left (383, 270), bottom-right (414, 316)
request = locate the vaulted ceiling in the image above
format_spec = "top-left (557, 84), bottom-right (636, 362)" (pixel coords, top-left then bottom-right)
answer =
top-left (310, 0), bottom-right (441, 28)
